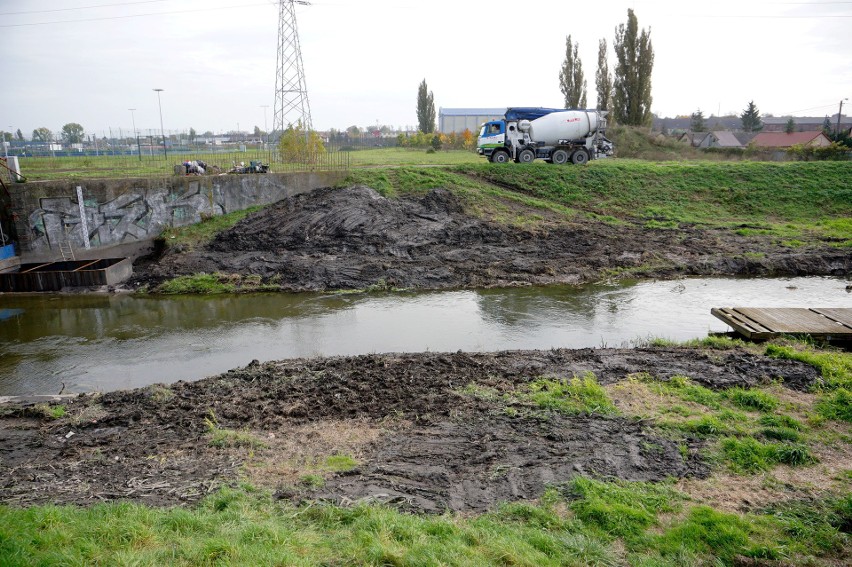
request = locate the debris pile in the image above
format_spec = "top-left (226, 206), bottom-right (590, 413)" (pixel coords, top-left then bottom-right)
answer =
top-left (178, 160), bottom-right (208, 175)
top-left (228, 160), bottom-right (269, 174)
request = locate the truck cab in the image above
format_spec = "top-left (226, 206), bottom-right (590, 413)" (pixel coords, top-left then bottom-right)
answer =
top-left (477, 121), bottom-right (506, 161)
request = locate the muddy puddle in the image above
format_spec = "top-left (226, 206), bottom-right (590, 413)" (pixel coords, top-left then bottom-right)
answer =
top-left (1, 276), bottom-right (848, 395)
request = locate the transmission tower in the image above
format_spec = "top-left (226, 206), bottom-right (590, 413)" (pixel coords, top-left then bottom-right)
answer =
top-left (274, 0), bottom-right (313, 134)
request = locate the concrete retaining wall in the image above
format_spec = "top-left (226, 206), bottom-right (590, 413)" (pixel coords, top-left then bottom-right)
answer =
top-left (9, 172), bottom-right (347, 254)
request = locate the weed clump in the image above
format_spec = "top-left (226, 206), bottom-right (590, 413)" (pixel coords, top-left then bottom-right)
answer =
top-left (725, 387), bottom-right (779, 413)
top-left (524, 373), bottom-right (617, 415)
top-left (721, 437), bottom-right (816, 473)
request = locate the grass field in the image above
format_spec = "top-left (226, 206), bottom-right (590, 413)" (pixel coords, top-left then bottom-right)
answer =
top-left (15, 148), bottom-right (479, 181)
top-left (341, 160), bottom-right (852, 244)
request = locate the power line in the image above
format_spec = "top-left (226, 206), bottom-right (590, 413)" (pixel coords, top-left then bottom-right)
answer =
top-left (0, 0), bottom-right (169, 17)
top-left (0, 1), bottom-right (273, 27)
top-left (780, 103), bottom-right (848, 115)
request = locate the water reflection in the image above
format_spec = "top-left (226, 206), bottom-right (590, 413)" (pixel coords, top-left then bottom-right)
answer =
top-left (0, 277), bottom-right (848, 395)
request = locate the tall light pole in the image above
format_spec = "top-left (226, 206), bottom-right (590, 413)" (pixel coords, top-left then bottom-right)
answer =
top-left (260, 105), bottom-right (269, 147)
top-left (837, 98), bottom-right (848, 137)
top-left (128, 108), bottom-right (141, 162)
top-left (153, 88), bottom-right (167, 158)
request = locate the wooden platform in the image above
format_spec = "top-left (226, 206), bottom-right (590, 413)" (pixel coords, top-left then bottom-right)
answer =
top-left (711, 307), bottom-right (852, 340)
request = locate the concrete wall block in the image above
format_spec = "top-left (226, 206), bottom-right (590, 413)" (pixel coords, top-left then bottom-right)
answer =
top-left (10, 172), bottom-right (346, 253)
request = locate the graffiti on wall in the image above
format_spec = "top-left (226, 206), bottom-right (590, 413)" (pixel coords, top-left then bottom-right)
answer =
top-left (28, 181), bottom-right (221, 251)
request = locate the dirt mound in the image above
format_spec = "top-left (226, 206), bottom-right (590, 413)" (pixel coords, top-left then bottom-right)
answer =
top-left (131, 186), bottom-right (850, 291)
top-left (0, 347), bottom-right (819, 510)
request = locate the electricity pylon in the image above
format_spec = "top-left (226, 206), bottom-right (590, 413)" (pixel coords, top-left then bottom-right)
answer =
top-left (274, 0), bottom-right (313, 134)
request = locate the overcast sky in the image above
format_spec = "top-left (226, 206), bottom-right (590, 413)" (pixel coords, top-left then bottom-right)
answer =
top-left (1, 0), bottom-right (850, 138)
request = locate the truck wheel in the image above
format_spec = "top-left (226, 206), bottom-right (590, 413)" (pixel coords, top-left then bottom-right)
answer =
top-left (516, 149), bottom-right (535, 163)
top-left (491, 150), bottom-right (509, 164)
top-left (571, 149), bottom-right (589, 165)
top-left (551, 149), bottom-right (569, 165)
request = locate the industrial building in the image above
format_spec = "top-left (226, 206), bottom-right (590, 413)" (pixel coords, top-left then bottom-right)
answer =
top-left (438, 108), bottom-right (506, 134)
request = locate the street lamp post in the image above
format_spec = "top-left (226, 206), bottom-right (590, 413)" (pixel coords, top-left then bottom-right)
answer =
top-left (128, 108), bottom-right (141, 162)
top-left (837, 98), bottom-right (849, 137)
top-left (260, 105), bottom-right (269, 148)
top-left (153, 88), bottom-right (167, 158)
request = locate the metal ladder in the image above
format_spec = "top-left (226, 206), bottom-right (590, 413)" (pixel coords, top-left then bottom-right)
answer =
top-left (58, 241), bottom-right (75, 261)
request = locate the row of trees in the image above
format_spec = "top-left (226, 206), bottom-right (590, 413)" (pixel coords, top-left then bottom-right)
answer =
top-left (28, 123), bottom-right (86, 144)
top-left (559, 9), bottom-right (654, 126)
top-left (690, 101), bottom-right (764, 133)
top-left (412, 9), bottom-right (654, 138)
top-left (397, 129), bottom-right (476, 151)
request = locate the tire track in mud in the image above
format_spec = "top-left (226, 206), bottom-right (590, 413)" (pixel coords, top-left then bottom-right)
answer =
top-left (0, 348), bottom-right (820, 510)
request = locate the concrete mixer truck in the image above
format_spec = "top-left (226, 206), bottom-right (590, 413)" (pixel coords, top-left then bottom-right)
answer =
top-left (477, 107), bottom-right (614, 164)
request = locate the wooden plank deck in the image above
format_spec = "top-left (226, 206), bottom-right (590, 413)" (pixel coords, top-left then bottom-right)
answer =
top-left (711, 307), bottom-right (852, 340)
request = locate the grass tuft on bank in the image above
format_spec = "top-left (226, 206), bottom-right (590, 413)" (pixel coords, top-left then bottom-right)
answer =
top-left (2, 480), bottom-right (849, 566)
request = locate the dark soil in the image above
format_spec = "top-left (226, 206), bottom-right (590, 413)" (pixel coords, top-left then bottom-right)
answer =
top-left (0, 347), bottom-right (820, 512)
top-left (130, 186), bottom-right (850, 291)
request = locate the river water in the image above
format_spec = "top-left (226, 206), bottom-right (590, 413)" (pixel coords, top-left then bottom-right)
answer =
top-left (1, 276), bottom-right (849, 395)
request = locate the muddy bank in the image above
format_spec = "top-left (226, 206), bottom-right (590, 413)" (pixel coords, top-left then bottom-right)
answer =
top-left (0, 347), bottom-right (820, 511)
top-left (130, 186), bottom-right (850, 291)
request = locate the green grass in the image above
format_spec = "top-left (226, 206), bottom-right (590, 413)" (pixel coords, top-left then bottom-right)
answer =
top-left (567, 477), bottom-right (684, 539)
top-left (725, 387), bottom-right (780, 413)
top-left (454, 160), bottom-right (852, 239)
top-left (19, 150), bottom-right (279, 181)
top-left (32, 404), bottom-right (66, 419)
top-left (157, 273), bottom-right (236, 295)
top-left (621, 367), bottom-right (833, 476)
top-left (765, 342), bottom-right (852, 422)
top-left (321, 455), bottom-right (357, 473)
top-left (2, 481), bottom-right (847, 566)
top-left (522, 373), bottom-right (618, 415)
top-left (459, 373), bottom-right (618, 417)
top-left (765, 343), bottom-right (852, 391)
top-left (204, 414), bottom-right (267, 449)
top-left (720, 437), bottom-right (817, 473)
top-left (342, 160), bottom-right (850, 243)
top-left (160, 205), bottom-right (263, 251)
top-left (815, 388), bottom-right (852, 422)
top-left (347, 147), bottom-right (480, 167)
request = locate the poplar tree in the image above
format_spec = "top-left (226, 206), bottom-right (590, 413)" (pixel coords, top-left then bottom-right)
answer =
top-left (612, 9), bottom-right (654, 126)
top-left (416, 79), bottom-right (436, 134)
top-left (558, 35), bottom-right (587, 109)
top-left (740, 100), bottom-right (763, 132)
top-left (595, 39), bottom-right (612, 111)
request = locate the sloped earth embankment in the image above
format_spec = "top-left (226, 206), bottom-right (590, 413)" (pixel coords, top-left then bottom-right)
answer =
top-left (0, 347), bottom-right (820, 511)
top-left (130, 186), bottom-right (851, 291)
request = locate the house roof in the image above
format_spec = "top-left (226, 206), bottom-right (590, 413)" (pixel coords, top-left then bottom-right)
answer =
top-left (762, 115), bottom-right (850, 126)
top-left (750, 131), bottom-right (829, 147)
top-left (710, 131), bottom-right (743, 147)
